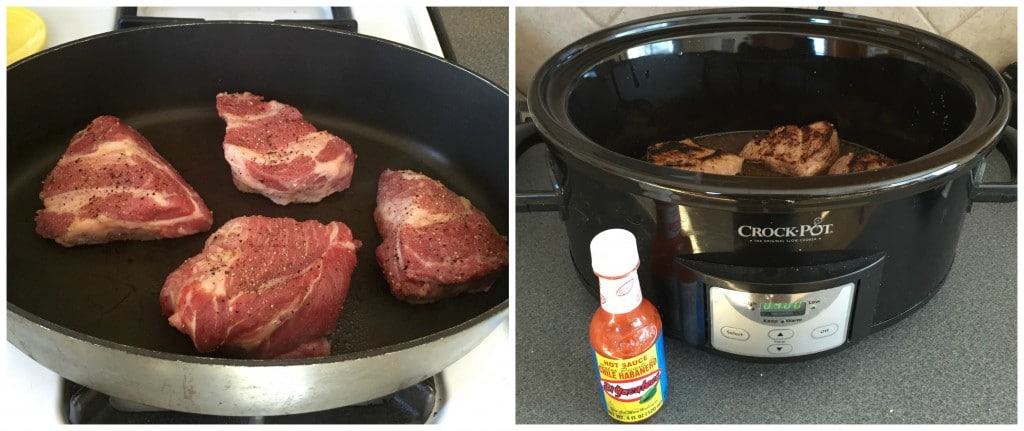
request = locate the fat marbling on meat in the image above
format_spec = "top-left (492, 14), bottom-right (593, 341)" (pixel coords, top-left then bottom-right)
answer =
top-left (374, 169), bottom-right (508, 303)
top-left (35, 116), bottom-right (213, 246)
top-left (160, 216), bottom-right (360, 359)
top-left (216, 92), bottom-right (356, 205)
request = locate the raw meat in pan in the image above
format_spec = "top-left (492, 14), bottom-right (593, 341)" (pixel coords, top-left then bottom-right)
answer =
top-left (160, 216), bottom-right (360, 359)
top-left (828, 152), bottom-right (898, 174)
top-left (374, 169), bottom-right (508, 303)
top-left (35, 116), bottom-right (213, 247)
top-left (645, 139), bottom-right (744, 175)
top-left (740, 121), bottom-right (840, 176)
top-left (216, 92), bottom-right (357, 205)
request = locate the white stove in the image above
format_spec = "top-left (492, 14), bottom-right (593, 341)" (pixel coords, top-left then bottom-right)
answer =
top-left (4, 6), bottom-right (510, 425)
top-left (29, 6), bottom-right (444, 58)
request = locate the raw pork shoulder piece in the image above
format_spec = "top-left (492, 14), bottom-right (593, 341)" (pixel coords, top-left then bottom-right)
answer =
top-left (216, 92), bottom-right (357, 205)
top-left (160, 216), bottom-right (360, 359)
top-left (646, 139), bottom-right (744, 175)
top-left (828, 152), bottom-right (898, 175)
top-left (374, 169), bottom-right (508, 303)
top-left (739, 121), bottom-right (840, 176)
top-left (35, 116), bottom-right (213, 247)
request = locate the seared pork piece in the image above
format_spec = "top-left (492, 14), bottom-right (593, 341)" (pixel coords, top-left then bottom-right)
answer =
top-left (828, 152), bottom-right (898, 175)
top-left (739, 121), bottom-right (840, 176)
top-left (645, 139), bottom-right (744, 175)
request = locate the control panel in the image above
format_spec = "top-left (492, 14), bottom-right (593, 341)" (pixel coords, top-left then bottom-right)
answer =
top-left (708, 283), bottom-right (855, 357)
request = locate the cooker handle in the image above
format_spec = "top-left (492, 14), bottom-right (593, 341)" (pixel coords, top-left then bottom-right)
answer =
top-left (516, 122), bottom-right (565, 212)
top-left (972, 126), bottom-right (1017, 203)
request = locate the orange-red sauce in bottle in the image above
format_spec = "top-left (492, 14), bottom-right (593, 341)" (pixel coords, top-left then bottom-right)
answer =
top-left (589, 229), bottom-right (668, 423)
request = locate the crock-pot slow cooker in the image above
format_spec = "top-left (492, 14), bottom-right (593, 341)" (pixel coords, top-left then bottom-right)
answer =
top-left (518, 8), bottom-right (1015, 361)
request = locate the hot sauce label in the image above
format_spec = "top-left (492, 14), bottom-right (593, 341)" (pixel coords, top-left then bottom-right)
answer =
top-left (593, 334), bottom-right (668, 423)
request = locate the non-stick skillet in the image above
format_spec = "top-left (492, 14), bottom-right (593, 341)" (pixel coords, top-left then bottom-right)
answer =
top-left (6, 22), bottom-right (508, 416)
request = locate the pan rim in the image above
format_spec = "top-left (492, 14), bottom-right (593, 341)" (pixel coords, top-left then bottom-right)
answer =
top-left (8, 298), bottom-right (508, 366)
top-left (7, 20), bottom-right (509, 97)
top-left (7, 20), bottom-right (511, 367)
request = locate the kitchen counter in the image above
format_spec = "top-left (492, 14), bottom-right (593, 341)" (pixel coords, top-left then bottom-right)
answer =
top-left (515, 148), bottom-right (1017, 424)
top-left (430, 7), bottom-right (508, 89)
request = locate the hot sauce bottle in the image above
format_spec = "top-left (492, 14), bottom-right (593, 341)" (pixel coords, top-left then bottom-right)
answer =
top-left (589, 229), bottom-right (668, 423)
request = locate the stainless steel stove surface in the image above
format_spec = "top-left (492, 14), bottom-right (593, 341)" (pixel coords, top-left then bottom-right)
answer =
top-left (63, 378), bottom-right (440, 424)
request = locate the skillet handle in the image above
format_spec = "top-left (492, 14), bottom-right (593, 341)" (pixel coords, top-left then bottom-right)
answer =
top-left (516, 122), bottom-right (565, 212)
top-left (972, 126), bottom-right (1016, 203)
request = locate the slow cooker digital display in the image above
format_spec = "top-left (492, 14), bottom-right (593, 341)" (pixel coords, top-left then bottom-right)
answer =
top-left (760, 301), bottom-right (807, 317)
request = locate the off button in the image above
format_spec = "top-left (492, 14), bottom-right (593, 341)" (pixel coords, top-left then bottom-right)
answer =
top-left (812, 324), bottom-right (839, 339)
top-left (721, 326), bottom-right (750, 341)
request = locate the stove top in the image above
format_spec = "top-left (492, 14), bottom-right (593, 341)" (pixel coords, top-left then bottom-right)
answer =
top-left (31, 6), bottom-right (444, 58)
top-left (64, 378), bottom-right (439, 424)
top-left (118, 7), bottom-right (357, 32)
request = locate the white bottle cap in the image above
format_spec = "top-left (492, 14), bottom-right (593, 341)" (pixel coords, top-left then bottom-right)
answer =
top-left (590, 229), bottom-right (640, 278)
top-left (590, 229), bottom-right (643, 314)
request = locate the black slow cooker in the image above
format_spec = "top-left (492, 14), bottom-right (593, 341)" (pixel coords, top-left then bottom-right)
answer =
top-left (518, 8), bottom-right (1015, 361)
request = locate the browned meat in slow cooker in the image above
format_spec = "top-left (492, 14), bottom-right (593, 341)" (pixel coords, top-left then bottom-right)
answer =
top-left (645, 139), bottom-right (744, 175)
top-left (828, 152), bottom-right (899, 174)
top-left (740, 121), bottom-right (840, 176)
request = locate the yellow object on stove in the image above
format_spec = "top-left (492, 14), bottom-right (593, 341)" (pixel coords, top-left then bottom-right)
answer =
top-left (7, 7), bottom-right (47, 65)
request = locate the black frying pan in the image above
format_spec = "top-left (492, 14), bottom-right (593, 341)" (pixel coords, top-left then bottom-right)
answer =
top-left (6, 22), bottom-right (508, 415)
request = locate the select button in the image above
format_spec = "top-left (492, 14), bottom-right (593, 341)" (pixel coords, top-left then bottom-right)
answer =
top-left (720, 326), bottom-right (750, 341)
